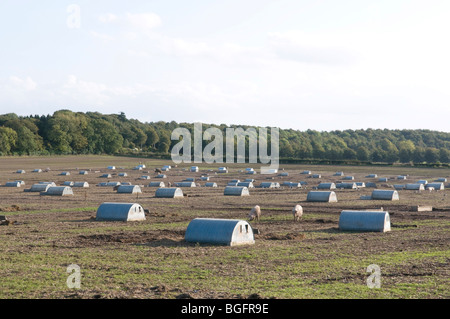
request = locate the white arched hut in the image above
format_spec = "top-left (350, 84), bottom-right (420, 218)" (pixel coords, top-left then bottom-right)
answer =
top-left (185, 218), bottom-right (255, 246)
top-left (426, 182), bottom-right (445, 190)
top-left (42, 186), bottom-right (74, 196)
top-left (175, 182), bottom-right (196, 188)
top-left (339, 210), bottom-right (391, 232)
top-left (306, 191), bottom-right (338, 203)
top-left (259, 182), bottom-right (279, 188)
top-left (371, 189), bottom-right (399, 201)
top-left (405, 183), bottom-right (425, 191)
top-left (224, 186), bottom-right (250, 196)
top-left (116, 185), bottom-right (142, 194)
top-left (95, 202), bottom-right (146, 221)
top-left (73, 182), bottom-right (89, 188)
top-left (205, 182), bottom-right (218, 187)
top-left (4, 181), bottom-right (21, 187)
top-left (27, 183), bottom-right (51, 193)
top-left (237, 182), bottom-right (254, 188)
top-left (318, 182), bottom-right (336, 190)
top-left (155, 187), bottom-right (184, 198)
top-left (148, 181), bottom-right (165, 188)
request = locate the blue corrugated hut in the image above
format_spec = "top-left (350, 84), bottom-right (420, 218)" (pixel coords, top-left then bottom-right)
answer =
top-left (73, 182), bottom-right (89, 188)
top-left (175, 182), bottom-right (196, 187)
top-left (117, 185), bottom-right (142, 194)
top-left (205, 182), bottom-right (218, 187)
top-left (224, 186), bottom-right (249, 196)
top-left (96, 202), bottom-right (146, 221)
top-left (371, 189), bottom-right (399, 200)
top-left (237, 182), bottom-right (254, 188)
top-left (185, 218), bottom-right (255, 246)
top-left (306, 191), bottom-right (337, 202)
top-left (42, 186), bottom-right (74, 196)
top-left (5, 181), bottom-right (21, 187)
top-left (425, 182), bottom-right (445, 190)
top-left (155, 187), bottom-right (183, 198)
top-left (28, 184), bottom-right (51, 192)
top-left (148, 181), bottom-right (165, 187)
top-left (339, 210), bottom-right (391, 232)
top-left (318, 182), bottom-right (336, 190)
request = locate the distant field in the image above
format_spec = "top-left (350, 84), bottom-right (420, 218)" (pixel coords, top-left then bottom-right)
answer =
top-left (0, 155), bottom-right (449, 299)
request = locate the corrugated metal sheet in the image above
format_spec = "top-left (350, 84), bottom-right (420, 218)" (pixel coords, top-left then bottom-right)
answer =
top-left (339, 211), bottom-right (391, 232)
top-left (96, 202), bottom-right (146, 221)
top-left (185, 218), bottom-right (255, 246)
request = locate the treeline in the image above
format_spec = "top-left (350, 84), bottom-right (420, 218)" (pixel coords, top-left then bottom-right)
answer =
top-left (0, 109), bottom-right (449, 164)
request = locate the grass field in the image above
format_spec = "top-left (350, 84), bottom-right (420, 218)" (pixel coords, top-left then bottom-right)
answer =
top-left (0, 155), bottom-right (449, 299)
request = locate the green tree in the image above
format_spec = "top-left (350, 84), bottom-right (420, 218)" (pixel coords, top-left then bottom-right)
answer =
top-left (439, 148), bottom-right (450, 163)
top-left (398, 140), bottom-right (416, 163)
top-left (0, 127), bottom-right (18, 154)
top-left (356, 146), bottom-right (370, 161)
top-left (424, 147), bottom-right (440, 163)
top-left (89, 119), bottom-right (123, 154)
top-left (145, 127), bottom-right (160, 149)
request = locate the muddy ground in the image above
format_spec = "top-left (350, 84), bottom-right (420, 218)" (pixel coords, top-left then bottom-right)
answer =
top-left (0, 156), bottom-right (449, 299)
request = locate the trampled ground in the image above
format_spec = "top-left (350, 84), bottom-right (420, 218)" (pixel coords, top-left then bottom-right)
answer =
top-left (0, 155), bottom-right (449, 299)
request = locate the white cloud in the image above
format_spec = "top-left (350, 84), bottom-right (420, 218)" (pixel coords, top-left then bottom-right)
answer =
top-left (98, 12), bottom-right (161, 31)
top-left (89, 31), bottom-right (115, 42)
top-left (267, 31), bottom-right (359, 66)
top-left (125, 12), bottom-right (162, 30)
top-left (98, 13), bottom-right (118, 24)
top-left (9, 76), bottom-right (37, 91)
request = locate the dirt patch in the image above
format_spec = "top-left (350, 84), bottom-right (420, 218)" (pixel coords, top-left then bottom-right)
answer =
top-left (263, 232), bottom-right (307, 241)
top-left (77, 230), bottom-right (186, 247)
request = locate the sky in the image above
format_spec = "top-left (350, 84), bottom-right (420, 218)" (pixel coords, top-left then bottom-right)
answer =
top-left (0, 0), bottom-right (449, 132)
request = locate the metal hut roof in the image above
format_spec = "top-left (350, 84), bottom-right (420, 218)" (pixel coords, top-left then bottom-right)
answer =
top-left (339, 211), bottom-right (391, 232)
top-left (96, 202), bottom-right (146, 221)
top-left (185, 218), bottom-right (255, 246)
